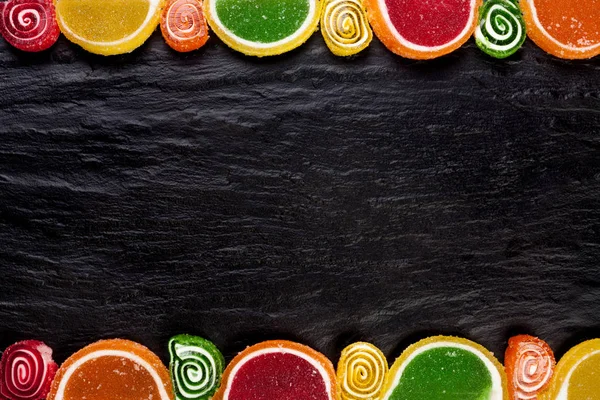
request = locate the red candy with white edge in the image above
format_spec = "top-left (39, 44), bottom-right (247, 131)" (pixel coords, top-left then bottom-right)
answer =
top-left (0, 340), bottom-right (58, 400)
top-left (0, 0), bottom-right (60, 52)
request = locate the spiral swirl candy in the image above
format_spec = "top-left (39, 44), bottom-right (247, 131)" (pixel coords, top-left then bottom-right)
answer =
top-left (0, 340), bottom-right (58, 400)
top-left (475, 0), bottom-right (526, 59)
top-left (505, 335), bottom-right (555, 400)
top-left (169, 335), bottom-right (225, 400)
top-left (0, 0), bottom-right (60, 52)
top-left (337, 342), bottom-right (388, 400)
top-left (160, 0), bottom-right (209, 52)
top-left (321, 0), bottom-right (372, 56)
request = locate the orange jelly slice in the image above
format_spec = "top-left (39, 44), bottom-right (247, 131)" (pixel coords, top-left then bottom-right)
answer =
top-left (47, 339), bottom-right (174, 400)
top-left (520, 0), bottom-right (600, 58)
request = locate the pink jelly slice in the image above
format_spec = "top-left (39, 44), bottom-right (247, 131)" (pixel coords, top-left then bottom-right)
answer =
top-left (227, 352), bottom-right (329, 400)
top-left (384, 0), bottom-right (472, 47)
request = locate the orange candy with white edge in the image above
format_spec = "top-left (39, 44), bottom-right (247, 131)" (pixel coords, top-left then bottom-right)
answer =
top-left (47, 339), bottom-right (174, 400)
top-left (520, 0), bottom-right (600, 59)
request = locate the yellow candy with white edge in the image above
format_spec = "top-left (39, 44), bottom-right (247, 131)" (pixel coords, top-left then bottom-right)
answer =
top-left (539, 339), bottom-right (600, 400)
top-left (54, 0), bottom-right (165, 56)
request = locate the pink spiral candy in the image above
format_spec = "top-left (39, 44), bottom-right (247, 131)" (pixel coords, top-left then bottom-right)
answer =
top-left (0, 0), bottom-right (60, 52)
top-left (0, 340), bottom-right (58, 400)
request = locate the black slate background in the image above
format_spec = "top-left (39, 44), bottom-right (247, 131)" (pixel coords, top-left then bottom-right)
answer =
top-left (0, 30), bottom-right (599, 367)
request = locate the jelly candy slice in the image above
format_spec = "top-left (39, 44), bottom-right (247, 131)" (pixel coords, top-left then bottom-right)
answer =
top-left (364, 0), bottom-right (482, 59)
top-left (204, 0), bottom-right (322, 56)
top-left (213, 340), bottom-right (338, 400)
top-left (382, 336), bottom-right (508, 400)
top-left (54, 0), bottom-right (164, 55)
top-left (47, 338), bottom-right (174, 400)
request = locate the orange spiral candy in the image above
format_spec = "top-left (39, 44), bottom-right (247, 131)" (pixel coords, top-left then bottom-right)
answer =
top-left (505, 335), bottom-right (555, 400)
top-left (160, 0), bottom-right (209, 52)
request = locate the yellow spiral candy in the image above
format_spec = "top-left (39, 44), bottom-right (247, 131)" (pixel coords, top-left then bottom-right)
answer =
top-left (337, 342), bottom-right (388, 400)
top-left (320, 0), bottom-right (372, 56)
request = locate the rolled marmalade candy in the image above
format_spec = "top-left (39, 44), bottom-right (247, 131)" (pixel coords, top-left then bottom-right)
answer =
top-left (321, 0), bottom-right (372, 56)
top-left (0, 0), bottom-right (60, 52)
top-left (169, 334), bottom-right (225, 400)
top-left (475, 0), bottom-right (526, 59)
top-left (204, 0), bottom-right (322, 56)
top-left (213, 340), bottom-right (338, 400)
top-left (161, 0), bottom-right (210, 52)
top-left (337, 342), bottom-right (388, 400)
top-left (47, 338), bottom-right (174, 400)
top-left (382, 336), bottom-right (508, 400)
top-left (504, 335), bottom-right (555, 400)
top-left (363, 0), bottom-right (482, 59)
top-left (0, 340), bottom-right (58, 400)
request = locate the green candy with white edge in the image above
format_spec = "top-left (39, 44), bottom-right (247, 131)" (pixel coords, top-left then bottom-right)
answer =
top-left (168, 334), bottom-right (225, 400)
top-left (475, 0), bottom-right (526, 59)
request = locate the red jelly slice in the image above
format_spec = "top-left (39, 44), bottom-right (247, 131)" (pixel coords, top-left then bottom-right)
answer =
top-left (384, 0), bottom-right (472, 48)
top-left (214, 340), bottom-right (337, 400)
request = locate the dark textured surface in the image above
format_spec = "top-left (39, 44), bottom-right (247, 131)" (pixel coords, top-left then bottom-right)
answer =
top-left (0, 30), bottom-right (599, 367)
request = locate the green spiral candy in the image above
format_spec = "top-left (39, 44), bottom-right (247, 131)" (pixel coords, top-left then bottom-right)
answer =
top-left (168, 334), bottom-right (225, 400)
top-left (475, 0), bottom-right (526, 59)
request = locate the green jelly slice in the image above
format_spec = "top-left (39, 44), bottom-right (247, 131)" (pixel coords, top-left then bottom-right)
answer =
top-left (215, 0), bottom-right (310, 43)
top-left (390, 347), bottom-right (493, 400)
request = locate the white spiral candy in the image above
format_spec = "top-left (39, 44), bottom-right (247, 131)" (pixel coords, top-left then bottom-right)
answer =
top-left (475, 0), bottom-right (526, 59)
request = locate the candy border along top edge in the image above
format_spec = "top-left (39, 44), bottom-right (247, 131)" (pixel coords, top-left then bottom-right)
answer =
top-left (222, 345), bottom-right (334, 400)
top-left (382, 338), bottom-right (504, 400)
top-left (205, 0), bottom-right (319, 54)
top-left (54, 0), bottom-right (162, 46)
top-left (375, 0), bottom-right (479, 52)
top-left (526, 0), bottom-right (600, 53)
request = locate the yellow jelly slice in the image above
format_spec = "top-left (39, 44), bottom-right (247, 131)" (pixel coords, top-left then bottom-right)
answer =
top-left (539, 339), bottom-right (600, 400)
top-left (55, 0), bottom-right (165, 55)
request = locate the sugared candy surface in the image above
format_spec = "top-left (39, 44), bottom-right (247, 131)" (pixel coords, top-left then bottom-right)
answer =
top-left (47, 339), bottom-right (174, 400)
top-left (0, 340), bottom-right (58, 400)
top-left (320, 0), bottom-right (372, 56)
top-left (337, 342), bottom-right (388, 400)
top-left (204, 0), bottom-right (321, 56)
top-left (505, 335), bottom-right (555, 400)
top-left (160, 0), bottom-right (209, 52)
top-left (539, 339), bottom-right (600, 400)
top-left (520, 0), bottom-right (600, 58)
top-left (382, 336), bottom-right (507, 400)
top-left (54, 0), bottom-right (164, 55)
top-left (475, 0), bottom-right (527, 59)
top-left (213, 340), bottom-right (337, 400)
top-left (364, 0), bottom-right (481, 59)
top-left (0, 0), bottom-right (60, 52)
top-left (168, 334), bottom-right (225, 400)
